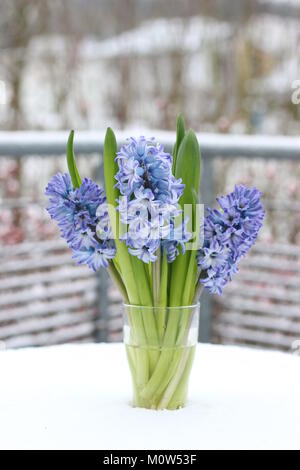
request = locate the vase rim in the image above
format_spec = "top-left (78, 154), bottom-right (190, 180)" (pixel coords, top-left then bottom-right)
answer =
top-left (123, 303), bottom-right (200, 310)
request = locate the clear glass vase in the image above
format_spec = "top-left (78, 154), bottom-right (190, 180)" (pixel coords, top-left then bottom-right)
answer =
top-left (123, 304), bottom-right (200, 410)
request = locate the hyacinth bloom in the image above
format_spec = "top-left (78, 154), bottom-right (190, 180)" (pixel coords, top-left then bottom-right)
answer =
top-left (45, 174), bottom-right (116, 270)
top-left (45, 118), bottom-right (264, 411)
top-left (197, 185), bottom-right (265, 295)
top-left (115, 136), bottom-right (189, 264)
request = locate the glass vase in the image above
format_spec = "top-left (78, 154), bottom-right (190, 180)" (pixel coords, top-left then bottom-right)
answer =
top-left (123, 304), bottom-right (200, 410)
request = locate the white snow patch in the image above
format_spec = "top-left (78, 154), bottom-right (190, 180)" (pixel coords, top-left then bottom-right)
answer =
top-left (262, 0), bottom-right (300, 5)
top-left (0, 343), bottom-right (299, 450)
top-left (28, 17), bottom-right (231, 61)
top-left (83, 17), bottom-right (231, 58)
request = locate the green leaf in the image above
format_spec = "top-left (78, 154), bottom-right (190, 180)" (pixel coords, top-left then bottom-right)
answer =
top-left (66, 130), bottom-right (82, 189)
top-left (169, 130), bottom-right (201, 306)
top-left (175, 129), bottom-right (201, 207)
top-left (103, 127), bottom-right (119, 209)
top-left (169, 189), bottom-right (199, 307)
top-left (103, 127), bottom-right (124, 242)
top-left (172, 114), bottom-right (185, 174)
top-left (103, 127), bottom-right (140, 304)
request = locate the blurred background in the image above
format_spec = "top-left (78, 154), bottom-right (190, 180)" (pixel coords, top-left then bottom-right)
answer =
top-left (1, 0), bottom-right (300, 351)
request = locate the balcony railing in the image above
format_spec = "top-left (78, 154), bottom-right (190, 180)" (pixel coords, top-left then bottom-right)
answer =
top-left (1, 131), bottom-right (300, 350)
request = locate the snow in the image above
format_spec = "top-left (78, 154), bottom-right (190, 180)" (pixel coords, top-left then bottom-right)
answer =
top-left (77, 17), bottom-right (230, 59)
top-left (0, 343), bottom-right (299, 450)
top-left (264, 0), bottom-right (300, 5)
top-left (27, 17), bottom-right (231, 60)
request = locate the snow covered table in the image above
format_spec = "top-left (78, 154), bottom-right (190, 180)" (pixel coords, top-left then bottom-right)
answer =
top-left (0, 343), bottom-right (299, 450)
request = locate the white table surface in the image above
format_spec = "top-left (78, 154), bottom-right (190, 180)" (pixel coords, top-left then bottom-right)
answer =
top-left (0, 343), bottom-right (299, 450)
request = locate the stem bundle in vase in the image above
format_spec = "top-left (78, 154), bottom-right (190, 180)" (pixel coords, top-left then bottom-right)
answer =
top-left (45, 115), bottom-right (264, 410)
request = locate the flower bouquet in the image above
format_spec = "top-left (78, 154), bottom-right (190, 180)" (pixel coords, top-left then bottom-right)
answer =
top-left (46, 115), bottom-right (264, 410)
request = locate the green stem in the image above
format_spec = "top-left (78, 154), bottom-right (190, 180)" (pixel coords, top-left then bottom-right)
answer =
top-left (122, 256), bottom-right (150, 391)
top-left (107, 261), bottom-right (129, 303)
top-left (161, 347), bottom-right (196, 410)
top-left (152, 249), bottom-right (161, 306)
top-left (157, 348), bottom-right (190, 409)
top-left (157, 253), bottom-right (168, 341)
top-left (141, 252), bottom-right (193, 403)
top-left (192, 277), bottom-right (204, 305)
top-left (182, 251), bottom-right (198, 306)
top-left (133, 259), bottom-right (160, 375)
top-left (140, 306), bottom-right (185, 404)
top-left (159, 252), bottom-right (168, 307)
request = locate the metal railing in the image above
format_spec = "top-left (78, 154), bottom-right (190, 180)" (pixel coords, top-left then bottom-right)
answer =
top-left (1, 130), bottom-right (300, 348)
top-left (1, 130), bottom-right (300, 159)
